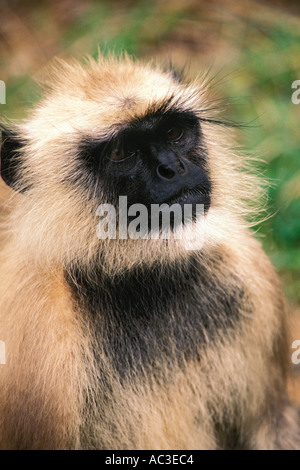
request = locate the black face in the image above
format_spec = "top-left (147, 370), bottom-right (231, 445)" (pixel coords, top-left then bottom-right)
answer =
top-left (80, 108), bottom-right (210, 198)
top-left (78, 108), bottom-right (211, 231)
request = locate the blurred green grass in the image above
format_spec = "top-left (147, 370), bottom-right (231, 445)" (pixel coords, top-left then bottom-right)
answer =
top-left (1, 0), bottom-right (300, 303)
top-left (222, 20), bottom-right (300, 303)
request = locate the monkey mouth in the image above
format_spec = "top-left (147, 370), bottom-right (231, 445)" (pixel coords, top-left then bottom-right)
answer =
top-left (150, 186), bottom-right (211, 230)
top-left (163, 187), bottom-right (210, 211)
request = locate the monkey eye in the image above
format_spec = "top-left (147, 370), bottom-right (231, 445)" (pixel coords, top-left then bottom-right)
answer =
top-left (166, 127), bottom-right (183, 142)
top-left (111, 147), bottom-right (125, 161)
top-left (110, 146), bottom-right (138, 162)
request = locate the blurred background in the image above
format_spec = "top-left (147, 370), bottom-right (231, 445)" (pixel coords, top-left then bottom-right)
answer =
top-left (0, 0), bottom-right (299, 399)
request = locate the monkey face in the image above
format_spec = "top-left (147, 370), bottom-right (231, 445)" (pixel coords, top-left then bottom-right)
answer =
top-left (0, 55), bottom-right (260, 271)
top-left (78, 107), bottom-right (211, 230)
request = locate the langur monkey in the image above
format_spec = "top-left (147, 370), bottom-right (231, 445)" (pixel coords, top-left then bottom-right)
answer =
top-left (0, 54), bottom-right (299, 450)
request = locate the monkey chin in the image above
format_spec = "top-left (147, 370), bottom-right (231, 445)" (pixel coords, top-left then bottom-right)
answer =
top-left (94, 202), bottom-right (247, 276)
top-left (90, 216), bottom-right (211, 277)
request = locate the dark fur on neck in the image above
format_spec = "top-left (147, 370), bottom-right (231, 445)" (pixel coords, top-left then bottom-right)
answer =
top-left (65, 253), bottom-right (246, 381)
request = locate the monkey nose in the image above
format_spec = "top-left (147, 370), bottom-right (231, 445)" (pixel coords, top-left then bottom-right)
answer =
top-left (156, 160), bottom-right (186, 180)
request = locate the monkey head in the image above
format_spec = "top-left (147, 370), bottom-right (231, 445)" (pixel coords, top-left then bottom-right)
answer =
top-left (0, 55), bottom-right (261, 273)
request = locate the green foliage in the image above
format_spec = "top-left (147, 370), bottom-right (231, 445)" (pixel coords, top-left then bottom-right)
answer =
top-left (221, 20), bottom-right (300, 303)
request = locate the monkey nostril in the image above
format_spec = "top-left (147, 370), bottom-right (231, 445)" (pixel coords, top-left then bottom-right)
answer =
top-left (156, 160), bottom-right (187, 180)
top-left (156, 164), bottom-right (176, 180)
top-left (177, 160), bottom-right (186, 175)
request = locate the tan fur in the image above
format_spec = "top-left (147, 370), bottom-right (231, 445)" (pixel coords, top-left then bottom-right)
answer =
top-left (0, 54), bottom-right (299, 449)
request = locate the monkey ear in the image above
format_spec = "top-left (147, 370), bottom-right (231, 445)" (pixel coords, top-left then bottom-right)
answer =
top-left (1, 128), bottom-right (24, 192)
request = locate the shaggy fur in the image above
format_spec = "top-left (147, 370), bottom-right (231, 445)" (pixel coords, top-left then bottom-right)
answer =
top-left (0, 54), bottom-right (299, 449)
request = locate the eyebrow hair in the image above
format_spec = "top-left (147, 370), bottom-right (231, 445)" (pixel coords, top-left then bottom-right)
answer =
top-left (115, 106), bottom-right (199, 137)
top-left (77, 108), bottom-right (200, 167)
